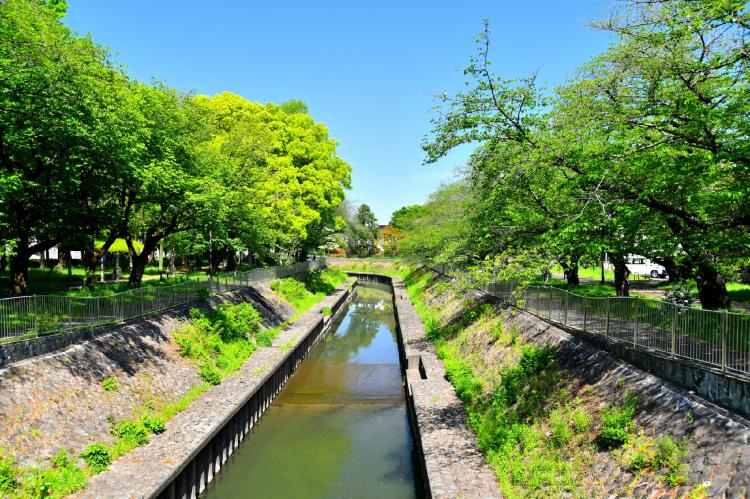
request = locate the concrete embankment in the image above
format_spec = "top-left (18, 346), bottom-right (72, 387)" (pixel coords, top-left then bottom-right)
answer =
top-left (503, 307), bottom-right (750, 497)
top-left (0, 284), bottom-right (293, 468)
top-left (77, 279), bottom-right (355, 499)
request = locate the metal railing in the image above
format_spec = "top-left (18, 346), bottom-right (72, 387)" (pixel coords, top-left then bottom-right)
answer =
top-left (0, 259), bottom-right (326, 343)
top-left (481, 281), bottom-right (750, 378)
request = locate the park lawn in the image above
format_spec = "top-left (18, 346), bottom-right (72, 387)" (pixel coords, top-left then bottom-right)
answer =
top-left (552, 264), bottom-right (614, 282)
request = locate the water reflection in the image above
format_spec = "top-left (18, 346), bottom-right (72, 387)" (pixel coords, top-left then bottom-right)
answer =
top-left (203, 283), bottom-right (419, 499)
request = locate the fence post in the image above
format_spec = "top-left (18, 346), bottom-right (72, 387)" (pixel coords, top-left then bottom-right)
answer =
top-left (173, 286), bottom-right (176, 308)
top-left (583, 296), bottom-right (588, 333)
top-left (536, 286), bottom-right (540, 315)
top-left (604, 298), bottom-right (610, 341)
top-left (32, 295), bottom-right (38, 335)
top-left (140, 289), bottom-right (144, 317)
top-left (563, 291), bottom-right (569, 326)
top-left (633, 299), bottom-right (640, 347)
top-left (68, 298), bottom-right (73, 331)
top-left (670, 304), bottom-right (677, 359)
top-left (721, 311), bottom-right (728, 373)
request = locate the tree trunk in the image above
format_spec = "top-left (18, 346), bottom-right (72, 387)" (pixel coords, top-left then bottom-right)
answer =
top-left (158, 242), bottom-right (164, 271)
top-left (169, 248), bottom-right (175, 276)
top-left (57, 250), bottom-right (65, 268)
top-left (655, 256), bottom-right (691, 283)
top-left (65, 251), bottom-right (72, 281)
top-left (9, 248), bottom-right (31, 296)
top-left (695, 261), bottom-right (730, 309)
top-left (38, 252), bottom-right (46, 270)
top-left (115, 252), bottom-right (122, 279)
top-left (225, 248), bottom-right (237, 271)
top-left (560, 260), bottom-right (580, 287)
top-left (129, 253), bottom-right (147, 287)
top-left (0, 254), bottom-right (6, 273)
top-left (612, 254), bottom-right (630, 297)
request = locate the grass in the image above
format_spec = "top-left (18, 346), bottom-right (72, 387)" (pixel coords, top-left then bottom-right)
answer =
top-left (269, 269), bottom-right (347, 314)
top-left (174, 301), bottom-right (265, 385)
top-left (393, 263), bottom-right (698, 496)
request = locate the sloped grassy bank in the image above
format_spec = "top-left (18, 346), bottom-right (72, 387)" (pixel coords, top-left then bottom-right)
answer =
top-left (0, 269), bottom-right (346, 499)
top-left (329, 260), bottom-right (707, 497)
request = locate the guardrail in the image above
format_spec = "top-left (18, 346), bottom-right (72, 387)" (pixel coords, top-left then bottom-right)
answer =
top-left (481, 281), bottom-right (750, 378)
top-left (0, 259), bottom-right (326, 343)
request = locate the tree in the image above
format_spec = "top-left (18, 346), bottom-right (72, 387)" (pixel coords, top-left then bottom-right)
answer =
top-left (356, 204), bottom-right (378, 240)
top-left (389, 205), bottom-right (427, 231)
top-left (378, 225), bottom-right (404, 255)
top-left (0, 0), bottom-right (134, 294)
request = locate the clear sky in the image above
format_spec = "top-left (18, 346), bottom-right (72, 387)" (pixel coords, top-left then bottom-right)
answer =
top-left (63, 1), bottom-right (612, 223)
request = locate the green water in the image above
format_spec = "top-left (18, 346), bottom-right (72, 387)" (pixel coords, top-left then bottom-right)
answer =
top-left (203, 283), bottom-right (421, 498)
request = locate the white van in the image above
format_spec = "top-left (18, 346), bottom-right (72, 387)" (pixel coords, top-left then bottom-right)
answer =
top-left (625, 255), bottom-right (666, 278)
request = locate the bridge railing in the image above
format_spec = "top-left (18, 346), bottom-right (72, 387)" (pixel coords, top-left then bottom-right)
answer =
top-left (0, 258), bottom-right (326, 343)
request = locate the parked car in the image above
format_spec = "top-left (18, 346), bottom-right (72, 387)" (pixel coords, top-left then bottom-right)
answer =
top-left (625, 255), bottom-right (666, 278)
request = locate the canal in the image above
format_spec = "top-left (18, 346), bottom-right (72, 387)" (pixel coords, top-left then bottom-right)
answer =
top-left (203, 282), bottom-right (422, 498)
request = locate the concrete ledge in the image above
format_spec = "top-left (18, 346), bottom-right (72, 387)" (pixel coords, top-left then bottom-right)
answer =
top-left (348, 272), bottom-right (500, 499)
top-left (76, 279), bottom-right (356, 499)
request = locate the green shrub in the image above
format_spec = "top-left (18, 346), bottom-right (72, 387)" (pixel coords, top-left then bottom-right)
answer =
top-left (33, 449), bottom-right (88, 497)
top-left (197, 287), bottom-right (210, 300)
top-left (599, 392), bottom-right (638, 447)
top-left (304, 269), bottom-right (347, 294)
top-left (443, 357), bottom-right (482, 405)
top-left (0, 457), bottom-right (18, 493)
top-left (549, 409), bottom-right (573, 448)
top-left (271, 278), bottom-right (310, 309)
top-left (653, 436), bottom-right (689, 486)
top-left (214, 302), bottom-right (261, 342)
top-left (199, 364), bottom-right (221, 385)
top-left (101, 377), bottom-right (119, 392)
top-left (80, 443), bottom-right (111, 474)
top-left (256, 330), bottom-right (273, 347)
top-left (111, 419), bottom-right (150, 447)
top-left (572, 408), bottom-right (592, 433)
top-left (141, 414), bottom-right (166, 434)
top-left (321, 306), bottom-right (332, 316)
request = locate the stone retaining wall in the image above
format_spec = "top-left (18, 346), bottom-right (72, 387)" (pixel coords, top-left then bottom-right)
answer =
top-left (76, 279), bottom-right (355, 499)
top-left (505, 307), bottom-right (750, 497)
top-left (0, 284), bottom-right (293, 467)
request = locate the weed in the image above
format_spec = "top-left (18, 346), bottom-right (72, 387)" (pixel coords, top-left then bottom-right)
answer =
top-left (141, 414), bottom-right (166, 434)
top-left (572, 408), bottom-right (592, 433)
top-left (599, 392), bottom-right (638, 447)
top-left (101, 377), bottom-right (119, 392)
top-left (199, 364), bottom-right (221, 385)
top-left (653, 436), bottom-right (689, 486)
top-left (684, 410), bottom-right (694, 424)
top-left (80, 443), bottom-right (111, 474)
top-left (321, 306), bottom-right (332, 316)
top-left (0, 457), bottom-right (18, 493)
top-left (111, 419), bottom-right (150, 447)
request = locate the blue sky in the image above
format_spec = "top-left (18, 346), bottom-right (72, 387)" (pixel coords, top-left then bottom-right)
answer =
top-left (64, 1), bottom-right (612, 223)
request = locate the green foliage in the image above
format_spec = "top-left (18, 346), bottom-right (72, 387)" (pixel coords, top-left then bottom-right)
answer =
top-left (271, 278), bottom-right (311, 310)
top-left (111, 419), bottom-right (150, 448)
top-left (599, 392), bottom-right (638, 448)
top-left (664, 281), bottom-right (696, 308)
top-left (321, 306), bottom-right (332, 316)
top-left (141, 415), bottom-right (166, 434)
top-left (80, 444), bottom-right (111, 474)
top-left (31, 449), bottom-right (88, 498)
top-left (271, 269), bottom-right (346, 313)
top-left (199, 364), bottom-right (221, 385)
top-left (101, 377), bottom-right (118, 392)
top-left (0, 457), bottom-right (18, 493)
top-left (175, 302), bottom-right (267, 385)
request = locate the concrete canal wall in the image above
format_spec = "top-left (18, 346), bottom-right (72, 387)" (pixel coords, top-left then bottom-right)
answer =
top-left (346, 272), bottom-right (502, 499)
top-left (77, 279), bottom-right (355, 499)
